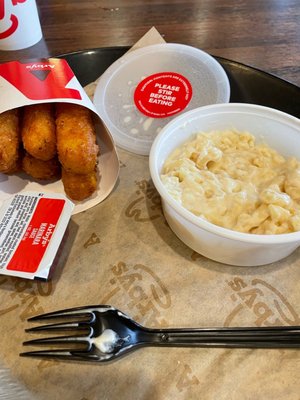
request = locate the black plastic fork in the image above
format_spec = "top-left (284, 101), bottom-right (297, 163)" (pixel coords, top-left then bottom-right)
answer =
top-left (20, 305), bottom-right (300, 362)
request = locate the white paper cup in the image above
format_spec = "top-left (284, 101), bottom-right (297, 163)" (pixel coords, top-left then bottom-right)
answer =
top-left (0, 0), bottom-right (42, 51)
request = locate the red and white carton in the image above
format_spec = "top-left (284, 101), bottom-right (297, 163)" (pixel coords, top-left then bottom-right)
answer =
top-left (0, 191), bottom-right (74, 280)
top-left (0, 57), bottom-right (120, 214)
top-left (0, 57), bottom-right (119, 279)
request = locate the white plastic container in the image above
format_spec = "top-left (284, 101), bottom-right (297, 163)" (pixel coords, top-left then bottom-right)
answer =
top-left (94, 43), bottom-right (230, 155)
top-left (149, 103), bottom-right (300, 266)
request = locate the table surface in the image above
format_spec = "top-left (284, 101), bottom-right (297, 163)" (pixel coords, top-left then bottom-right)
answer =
top-left (0, 0), bottom-right (299, 87)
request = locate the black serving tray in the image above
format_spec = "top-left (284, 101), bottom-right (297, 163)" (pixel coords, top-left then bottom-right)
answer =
top-left (59, 46), bottom-right (300, 119)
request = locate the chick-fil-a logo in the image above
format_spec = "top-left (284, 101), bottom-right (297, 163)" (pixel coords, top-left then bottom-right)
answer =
top-left (0, 0), bottom-right (27, 39)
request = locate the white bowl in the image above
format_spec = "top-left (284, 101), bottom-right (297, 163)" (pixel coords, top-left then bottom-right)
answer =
top-left (149, 103), bottom-right (300, 266)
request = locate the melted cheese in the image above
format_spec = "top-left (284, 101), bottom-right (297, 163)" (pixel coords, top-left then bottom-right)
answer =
top-left (161, 130), bottom-right (300, 234)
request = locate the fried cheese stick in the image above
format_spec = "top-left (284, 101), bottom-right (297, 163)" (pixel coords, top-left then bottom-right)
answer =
top-left (55, 103), bottom-right (99, 174)
top-left (61, 168), bottom-right (97, 201)
top-left (22, 153), bottom-right (61, 180)
top-left (0, 109), bottom-right (20, 173)
top-left (21, 103), bottom-right (56, 161)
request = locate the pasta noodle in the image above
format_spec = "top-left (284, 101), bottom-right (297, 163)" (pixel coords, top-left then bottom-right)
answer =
top-left (161, 130), bottom-right (300, 234)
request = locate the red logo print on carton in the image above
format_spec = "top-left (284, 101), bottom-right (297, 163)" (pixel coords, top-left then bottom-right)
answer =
top-left (0, 58), bottom-right (81, 100)
top-left (0, 0), bottom-right (27, 39)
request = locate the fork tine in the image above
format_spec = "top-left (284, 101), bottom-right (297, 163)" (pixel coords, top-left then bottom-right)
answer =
top-left (25, 321), bottom-right (91, 333)
top-left (19, 350), bottom-right (100, 361)
top-left (23, 335), bottom-right (90, 347)
top-left (27, 305), bottom-right (112, 322)
top-left (28, 311), bottom-right (92, 322)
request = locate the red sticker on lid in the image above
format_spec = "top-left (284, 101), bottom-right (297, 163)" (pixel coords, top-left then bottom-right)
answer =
top-left (134, 72), bottom-right (192, 118)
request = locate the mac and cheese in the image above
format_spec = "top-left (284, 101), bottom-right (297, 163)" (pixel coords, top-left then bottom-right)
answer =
top-left (161, 130), bottom-right (300, 234)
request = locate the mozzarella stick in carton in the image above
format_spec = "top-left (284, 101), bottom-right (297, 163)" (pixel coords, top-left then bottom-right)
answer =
top-left (0, 58), bottom-right (119, 279)
top-left (0, 58), bottom-right (119, 214)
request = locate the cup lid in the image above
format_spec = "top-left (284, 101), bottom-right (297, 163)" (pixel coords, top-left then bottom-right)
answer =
top-left (93, 43), bottom-right (230, 155)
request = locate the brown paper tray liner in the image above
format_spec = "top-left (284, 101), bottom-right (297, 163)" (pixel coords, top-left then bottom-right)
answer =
top-left (0, 27), bottom-right (299, 400)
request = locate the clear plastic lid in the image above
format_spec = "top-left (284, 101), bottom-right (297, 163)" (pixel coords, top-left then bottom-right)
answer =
top-left (93, 43), bottom-right (230, 155)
